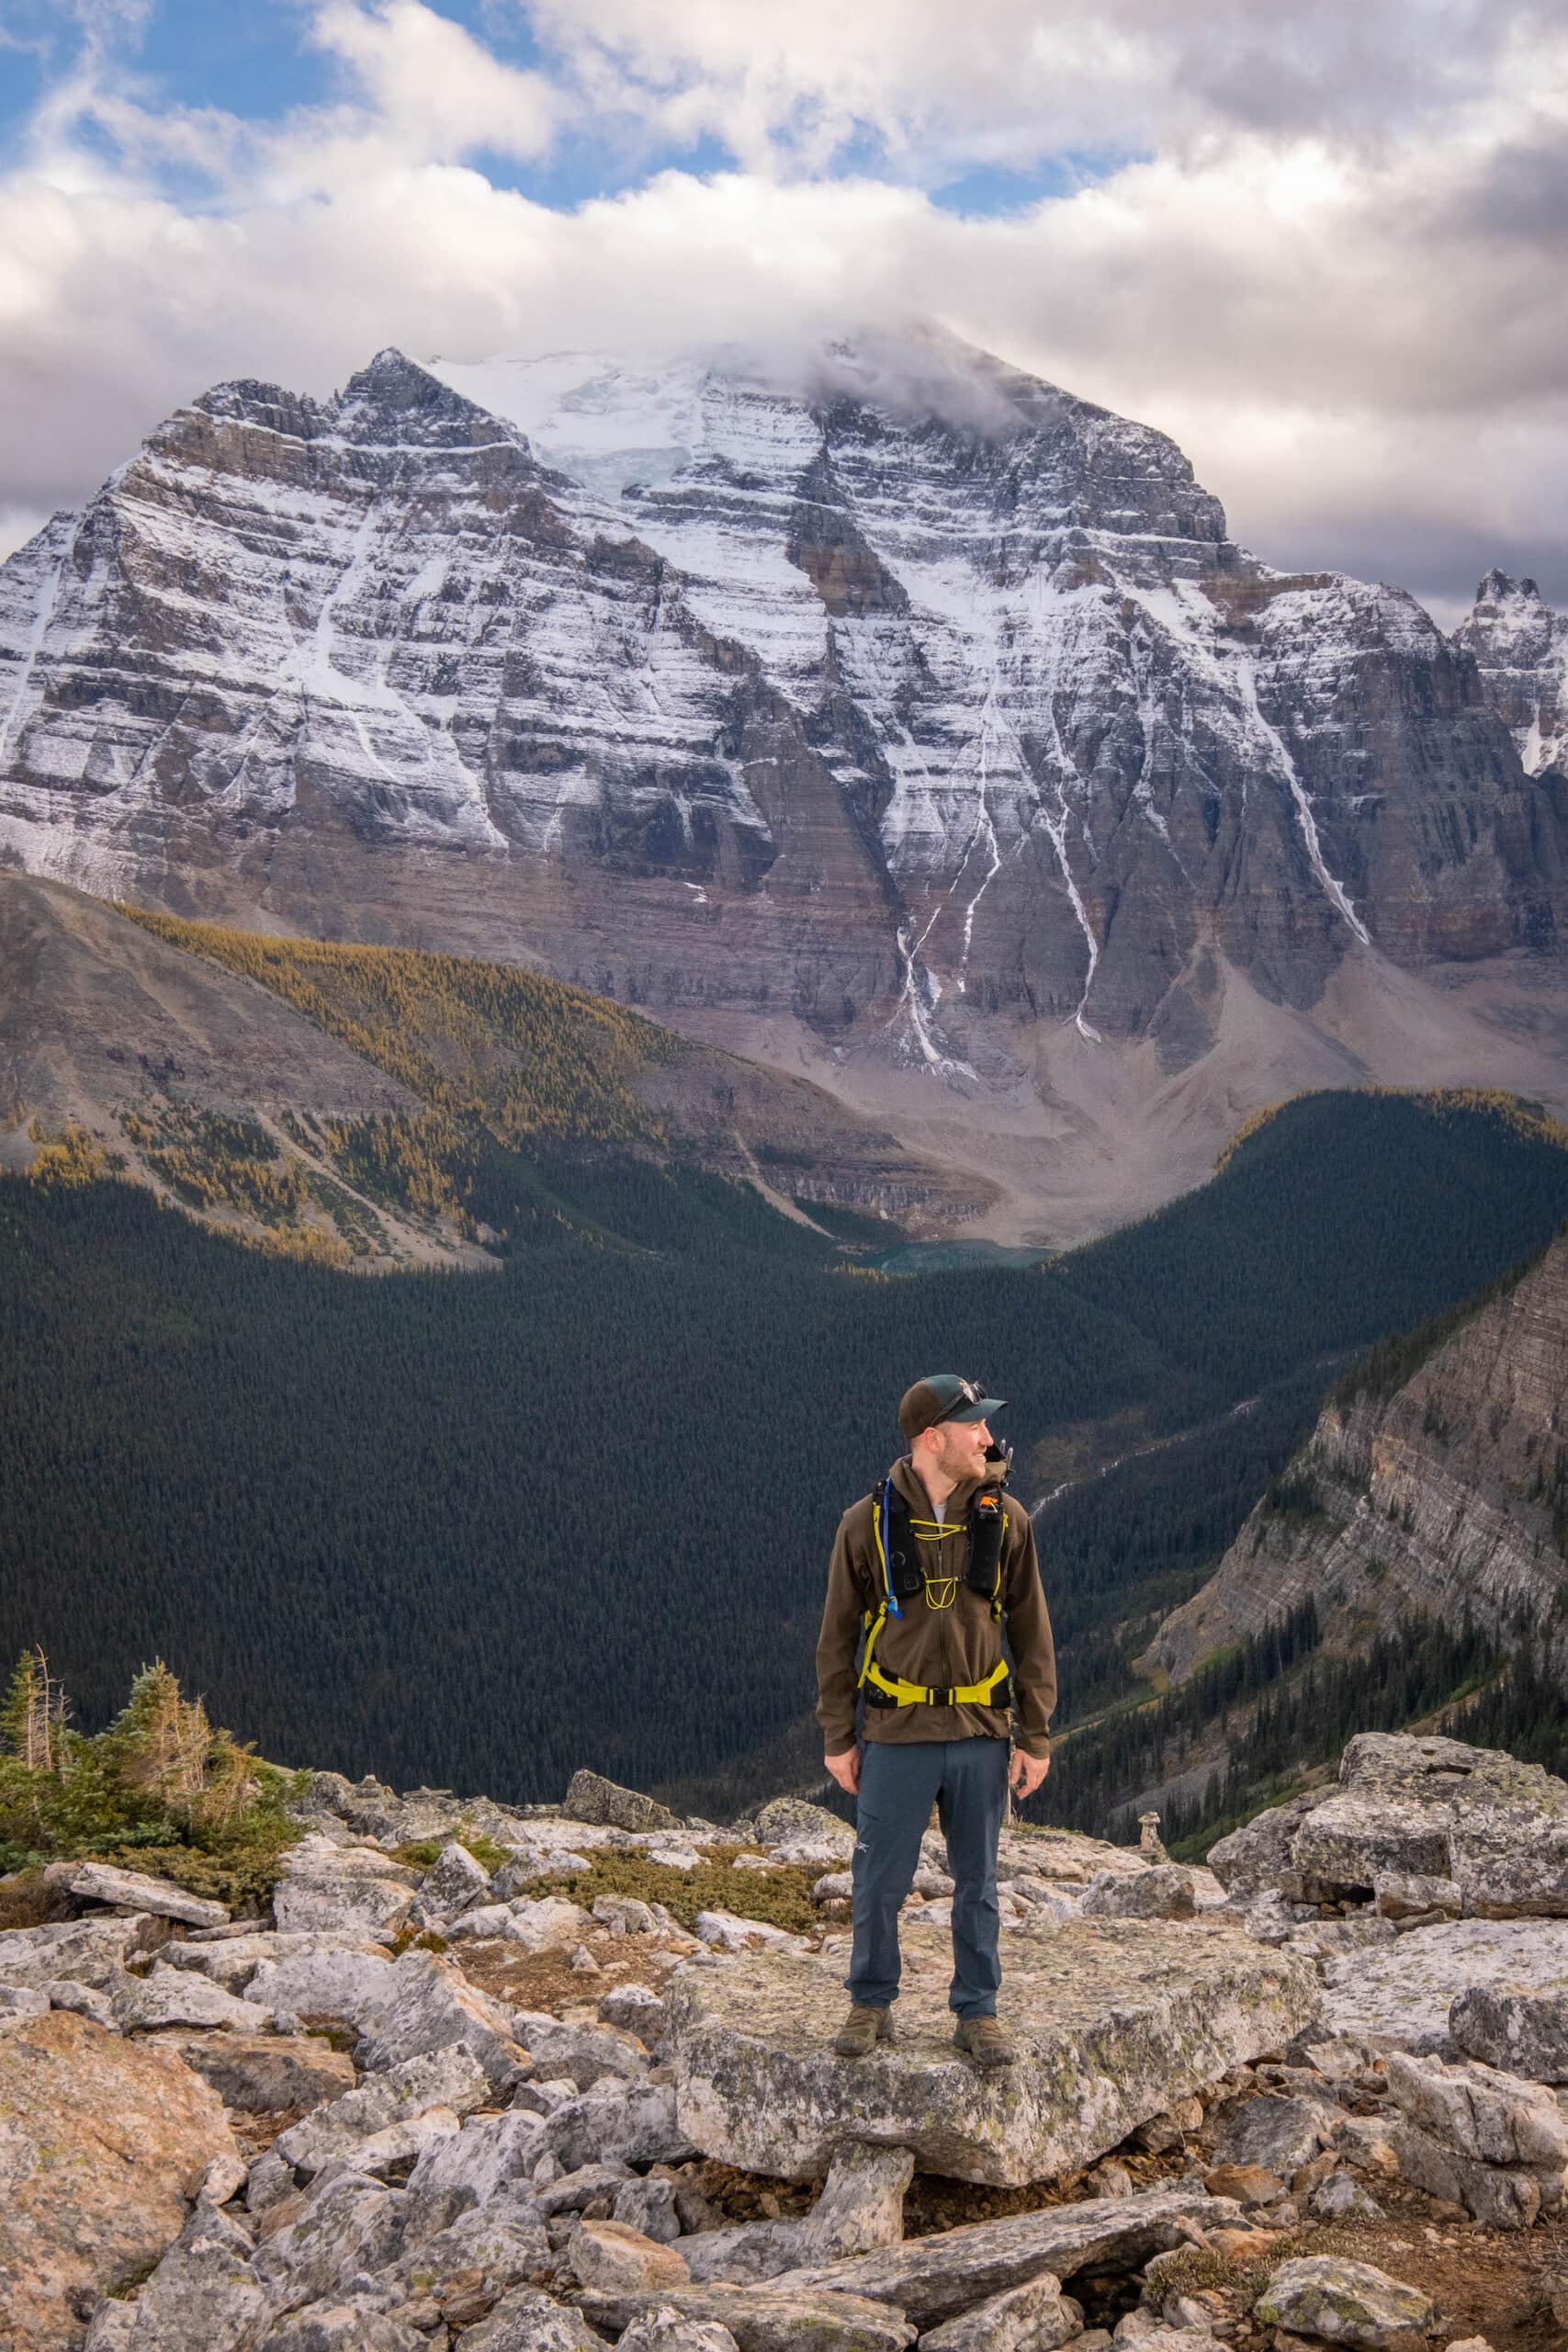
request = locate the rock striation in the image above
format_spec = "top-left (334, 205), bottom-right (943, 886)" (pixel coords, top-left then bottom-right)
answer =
top-left (1138, 1227), bottom-right (1568, 1689)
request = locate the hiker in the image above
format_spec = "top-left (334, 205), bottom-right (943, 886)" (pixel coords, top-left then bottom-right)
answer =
top-left (815, 1373), bottom-right (1055, 2068)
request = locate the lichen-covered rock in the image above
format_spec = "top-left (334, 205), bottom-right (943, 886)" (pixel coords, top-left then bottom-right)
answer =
top-left (243, 1947), bottom-right (396, 2032)
top-left (410, 1838), bottom-right (491, 1926)
top-left (1079, 1867), bottom-right (1196, 1921)
top-left (1207, 1794), bottom-right (1326, 1902)
top-left (614, 2177), bottom-right (684, 2245)
top-left (1256, 2256), bottom-right (1437, 2348)
top-left (1210, 2091), bottom-right (1338, 2177)
top-left (572, 2285), bottom-right (916, 2352)
top-left (513, 2012), bottom-right (649, 2087)
top-left (391, 2203), bottom-right (551, 2304)
top-left (774, 2185), bottom-right (1243, 2326)
top-left (562, 1770), bottom-right (681, 1834)
top-left (919, 2272), bottom-right (1082, 2352)
top-left (1312, 2173), bottom-right (1383, 2220)
top-left (543, 2077), bottom-right (696, 2170)
top-left (159, 2028), bottom-right (356, 2114)
top-left (53, 1859), bottom-right (231, 1928)
top-left (751, 1800), bottom-right (856, 1861)
top-left (1450, 1983), bottom-right (1568, 2080)
top-left (1317, 1917), bottom-right (1568, 2049)
top-left (615, 2313), bottom-right (740, 2352)
top-left (599, 1983), bottom-right (668, 2040)
top-left (570, 2217), bottom-right (691, 2291)
top-left (401, 2108), bottom-right (544, 2236)
top-left (0, 1911), bottom-right (153, 1990)
top-left (1385, 2049), bottom-right (1568, 2170)
top-left (1387, 2120), bottom-right (1544, 2231)
top-left (667, 1919), bottom-right (1317, 2185)
top-left (460, 2283), bottom-right (624, 2348)
top-left (276, 2043), bottom-right (491, 2176)
top-left (251, 2173), bottom-right (404, 2313)
top-left (0, 2010), bottom-right (239, 2352)
top-left (118, 1962), bottom-right (276, 2033)
top-left (352, 1950), bottom-right (524, 2091)
top-left (255, 2302), bottom-right (426, 2351)
top-left (122, 2196), bottom-right (266, 2352)
top-left (272, 1837), bottom-right (419, 1939)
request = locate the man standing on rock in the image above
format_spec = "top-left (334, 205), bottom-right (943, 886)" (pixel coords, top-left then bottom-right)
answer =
top-left (816, 1374), bottom-right (1055, 2070)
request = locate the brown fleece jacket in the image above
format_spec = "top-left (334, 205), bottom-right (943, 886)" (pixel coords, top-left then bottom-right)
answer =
top-left (815, 1455), bottom-right (1056, 1758)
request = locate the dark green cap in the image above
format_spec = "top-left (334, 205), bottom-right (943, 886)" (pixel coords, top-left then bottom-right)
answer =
top-left (898, 1374), bottom-right (1007, 1440)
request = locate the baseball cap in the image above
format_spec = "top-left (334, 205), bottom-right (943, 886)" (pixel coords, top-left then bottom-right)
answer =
top-left (897, 1374), bottom-right (1007, 1441)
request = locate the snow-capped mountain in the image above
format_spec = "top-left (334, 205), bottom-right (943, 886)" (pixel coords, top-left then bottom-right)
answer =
top-left (1453, 568), bottom-right (1568, 781)
top-left (2, 330), bottom-right (1565, 1236)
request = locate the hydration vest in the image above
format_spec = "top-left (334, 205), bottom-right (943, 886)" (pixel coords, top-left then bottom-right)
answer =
top-left (856, 1473), bottom-right (1012, 1713)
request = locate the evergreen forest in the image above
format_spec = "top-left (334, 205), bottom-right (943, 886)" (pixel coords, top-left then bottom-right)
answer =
top-left (5, 1088), bottom-right (1568, 1824)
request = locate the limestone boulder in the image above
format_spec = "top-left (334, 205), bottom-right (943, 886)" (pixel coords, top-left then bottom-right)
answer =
top-left (120, 2196), bottom-right (266, 2352)
top-left (410, 1838), bottom-right (491, 1926)
top-left (159, 2028), bottom-right (356, 2113)
top-left (1317, 1917), bottom-right (1568, 2050)
top-left (571, 2285), bottom-right (916, 2352)
top-left (457, 2284), bottom-right (612, 2349)
top-left (0, 1912), bottom-right (153, 1990)
top-left (773, 2185), bottom-right (1242, 2327)
top-left (598, 1983), bottom-right (668, 2041)
top-left (255, 2302), bottom-right (425, 2351)
top-left (52, 1860), bottom-right (231, 1928)
top-left (275, 2043), bottom-right (490, 2176)
top-left (542, 2076), bottom-right (696, 2170)
top-left (503, 1898), bottom-right (595, 1952)
top-left (562, 1770), bottom-right (681, 1834)
top-left (614, 2177), bottom-right (684, 2244)
top-left (1448, 1812), bottom-right (1568, 1918)
top-left (1387, 2120), bottom-right (1543, 2230)
top-left (920, 2273), bottom-right (1083, 2352)
top-left (1255, 2256), bottom-right (1437, 2347)
top-left (0, 2010), bottom-right (238, 2352)
top-left (1208, 1793), bottom-right (1325, 1902)
top-left (1385, 2048), bottom-right (1568, 2170)
top-left (162, 1931), bottom-right (386, 1996)
top-left (1373, 1873), bottom-right (1462, 1923)
top-left (681, 2140), bottom-right (916, 2287)
top-left (243, 1947), bottom-right (396, 2031)
top-left (352, 1950), bottom-right (525, 2091)
top-left (1450, 1983), bottom-right (1568, 2080)
top-left (667, 1918), bottom-right (1317, 2185)
top-left (118, 1961), bottom-right (276, 2033)
top-left (1209, 2090), bottom-right (1338, 2176)
top-left (1292, 1798), bottom-right (1451, 1898)
top-left (271, 1837), bottom-right (418, 1939)
top-left (400, 2109), bottom-right (545, 2236)
top-left (513, 2012), bottom-right (649, 2087)
top-left (1079, 1867), bottom-right (1196, 1921)
top-left (251, 2173), bottom-right (404, 2313)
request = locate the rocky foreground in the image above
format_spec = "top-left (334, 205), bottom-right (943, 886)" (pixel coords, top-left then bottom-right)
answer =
top-left (9, 1736), bottom-right (1568, 2351)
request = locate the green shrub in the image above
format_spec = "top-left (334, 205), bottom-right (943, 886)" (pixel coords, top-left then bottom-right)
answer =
top-left (556, 1846), bottom-right (821, 1934)
top-left (0, 1649), bottom-right (300, 1896)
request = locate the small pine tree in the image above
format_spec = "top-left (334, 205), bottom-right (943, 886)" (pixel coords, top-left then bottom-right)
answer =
top-left (0, 1647), bottom-right (69, 1776)
top-left (104, 1660), bottom-right (258, 1833)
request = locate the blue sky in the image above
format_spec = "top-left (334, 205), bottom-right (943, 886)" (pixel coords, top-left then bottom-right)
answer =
top-left (1, 0), bottom-right (1565, 617)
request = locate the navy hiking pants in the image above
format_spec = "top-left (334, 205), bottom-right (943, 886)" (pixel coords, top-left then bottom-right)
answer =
top-left (848, 1736), bottom-right (1009, 2019)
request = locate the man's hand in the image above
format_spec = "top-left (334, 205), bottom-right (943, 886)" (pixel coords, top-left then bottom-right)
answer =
top-left (1010, 1747), bottom-right (1050, 1801)
top-left (825, 1747), bottom-right (861, 1796)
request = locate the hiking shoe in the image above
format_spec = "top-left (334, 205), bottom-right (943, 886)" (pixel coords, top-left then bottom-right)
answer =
top-left (833, 2004), bottom-right (894, 2056)
top-left (954, 2015), bottom-right (1016, 2070)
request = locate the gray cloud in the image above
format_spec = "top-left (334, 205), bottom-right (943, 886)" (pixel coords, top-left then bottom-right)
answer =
top-left (1, 0), bottom-right (1567, 625)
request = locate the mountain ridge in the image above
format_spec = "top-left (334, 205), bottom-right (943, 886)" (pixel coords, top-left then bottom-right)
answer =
top-left (5, 331), bottom-right (1568, 1237)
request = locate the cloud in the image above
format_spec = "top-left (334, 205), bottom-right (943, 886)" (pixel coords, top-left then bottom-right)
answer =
top-left (1, 0), bottom-right (1566, 616)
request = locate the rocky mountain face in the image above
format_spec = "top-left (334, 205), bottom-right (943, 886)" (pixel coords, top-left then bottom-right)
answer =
top-left (5, 332), bottom-right (1568, 1237)
top-left (1456, 569), bottom-right (1568, 781)
top-left (1136, 1228), bottom-right (1568, 1688)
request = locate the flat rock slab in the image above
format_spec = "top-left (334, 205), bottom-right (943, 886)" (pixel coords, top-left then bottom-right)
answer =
top-left (1317, 1917), bottom-right (1568, 2050)
top-left (573, 2285), bottom-right (917, 2352)
top-left (668, 1919), bottom-right (1317, 2185)
top-left (772, 2185), bottom-right (1244, 2328)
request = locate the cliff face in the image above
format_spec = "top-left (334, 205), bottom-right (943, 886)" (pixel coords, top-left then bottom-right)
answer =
top-left (1456, 569), bottom-right (1568, 784)
top-left (1136, 1228), bottom-right (1568, 1687)
top-left (6, 334), bottom-right (1568, 1238)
